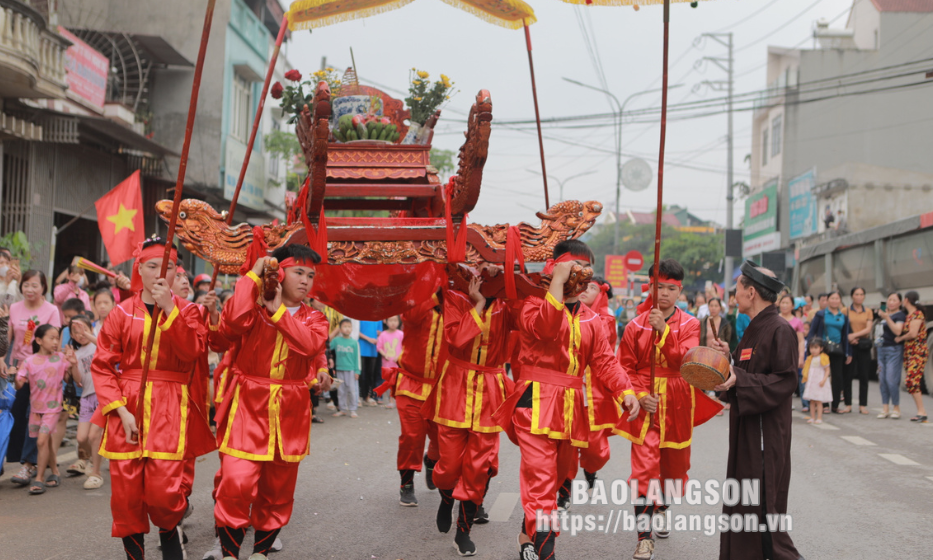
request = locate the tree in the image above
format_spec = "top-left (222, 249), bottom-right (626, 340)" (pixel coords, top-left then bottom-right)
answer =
top-left (430, 148), bottom-right (455, 177)
top-left (264, 130), bottom-right (305, 193)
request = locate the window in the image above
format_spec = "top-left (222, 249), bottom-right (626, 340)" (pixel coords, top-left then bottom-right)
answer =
top-left (771, 115), bottom-right (782, 157)
top-left (231, 73), bottom-right (253, 142)
top-left (762, 129), bottom-right (769, 166)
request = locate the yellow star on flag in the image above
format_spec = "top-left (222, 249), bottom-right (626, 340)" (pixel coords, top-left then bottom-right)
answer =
top-left (106, 203), bottom-right (137, 235)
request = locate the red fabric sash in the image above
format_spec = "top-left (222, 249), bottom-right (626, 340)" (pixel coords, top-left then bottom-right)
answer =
top-left (521, 365), bottom-right (584, 390)
top-left (444, 178), bottom-right (468, 263)
top-left (447, 355), bottom-right (506, 375)
top-left (121, 369), bottom-right (189, 384)
top-left (374, 367), bottom-right (438, 397)
top-left (504, 225), bottom-right (526, 300)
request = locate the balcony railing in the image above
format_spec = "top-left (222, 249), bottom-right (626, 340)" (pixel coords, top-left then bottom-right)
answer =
top-left (0, 0), bottom-right (69, 99)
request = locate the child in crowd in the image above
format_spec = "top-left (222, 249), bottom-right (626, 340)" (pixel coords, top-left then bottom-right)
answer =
top-left (331, 319), bottom-right (360, 418)
top-left (802, 337), bottom-right (832, 425)
top-left (12, 324), bottom-right (67, 494)
top-left (57, 298), bottom-right (86, 475)
top-left (65, 314), bottom-right (105, 489)
top-left (92, 288), bottom-right (116, 335)
top-left (53, 265), bottom-right (90, 321)
top-left (376, 315), bottom-right (403, 409)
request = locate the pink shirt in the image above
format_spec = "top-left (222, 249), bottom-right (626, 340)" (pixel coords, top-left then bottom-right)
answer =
top-left (20, 352), bottom-right (68, 413)
top-left (53, 282), bottom-right (91, 321)
top-left (787, 316), bottom-right (806, 334)
top-left (377, 329), bottom-right (404, 370)
top-left (9, 300), bottom-right (61, 363)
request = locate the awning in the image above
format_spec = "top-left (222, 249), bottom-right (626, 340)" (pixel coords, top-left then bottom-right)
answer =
top-left (129, 35), bottom-right (193, 67)
top-left (76, 114), bottom-right (179, 157)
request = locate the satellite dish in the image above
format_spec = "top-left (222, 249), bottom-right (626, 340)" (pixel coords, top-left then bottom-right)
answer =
top-left (621, 158), bottom-right (652, 192)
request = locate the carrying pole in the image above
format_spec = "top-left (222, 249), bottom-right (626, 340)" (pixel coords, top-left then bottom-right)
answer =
top-left (135, 0), bottom-right (217, 432)
top-left (523, 21), bottom-right (550, 209)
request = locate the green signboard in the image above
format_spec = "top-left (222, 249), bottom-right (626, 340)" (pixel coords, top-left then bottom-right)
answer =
top-left (743, 181), bottom-right (778, 241)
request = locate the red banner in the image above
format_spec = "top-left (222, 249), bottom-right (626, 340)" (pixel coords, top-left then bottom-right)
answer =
top-left (59, 27), bottom-right (108, 110)
top-left (605, 255), bottom-right (628, 292)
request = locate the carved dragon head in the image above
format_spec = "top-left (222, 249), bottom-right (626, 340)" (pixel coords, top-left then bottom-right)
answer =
top-left (535, 200), bottom-right (603, 238)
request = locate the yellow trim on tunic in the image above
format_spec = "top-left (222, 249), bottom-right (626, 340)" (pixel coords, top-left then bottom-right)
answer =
top-left (270, 305), bottom-right (287, 324)
top-left (246, 271), bottom-right (262, 287)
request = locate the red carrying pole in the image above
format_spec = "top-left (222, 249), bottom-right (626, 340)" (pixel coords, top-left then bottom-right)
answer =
top-left (209, 13), bottom-right (290, 291)
top-left (135, 0), bottom-right (217, 432)
top-left (524, 21), bottom-right (550, 209)
top-left (649, 0), bottom-right (672, 412)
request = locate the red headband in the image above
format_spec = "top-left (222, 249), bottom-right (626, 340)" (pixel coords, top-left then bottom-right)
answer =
top-left (636, 275), bottom-right (683, 315)
top-left (275, 257), bottom-right (316, 282)
top-left (130, 243), bottom-right (178, 293)
top-left (543, 251), bottom-right (592, 275)
top-left (176, 265), bottom-right (186, 276)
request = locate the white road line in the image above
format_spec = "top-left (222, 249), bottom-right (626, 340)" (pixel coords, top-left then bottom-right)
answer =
top-left (879, 453), bottom-right (920, 466)
top-left (926, 477), bottom-right (933, 484)
top-left (840, 436), bottom-right (876, 446)
top-left (811, 422), bottom-right (840, 431)
top-left (488, 491), bottom-right (520, 523)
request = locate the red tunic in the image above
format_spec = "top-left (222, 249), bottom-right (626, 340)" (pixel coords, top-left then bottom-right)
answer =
top-left (614, 308), bottom-right (722, 446)
top-left (428, 290), bottom-right (516, 433)
top-left (393, 293), bottom-right (445, 400)
top-left (92, 294), bottom-right (215, 460)
top-left (216, 272), bottom-right (328, 462)
top-left (495, 292), bottom-right (636, 447)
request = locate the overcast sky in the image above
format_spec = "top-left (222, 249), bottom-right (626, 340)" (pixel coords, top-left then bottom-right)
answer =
top-left (285, 0), bottom-right (856, 227)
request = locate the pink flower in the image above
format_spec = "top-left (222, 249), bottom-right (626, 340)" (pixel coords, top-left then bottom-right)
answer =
top-left (271, 82), bottom-right (284, 99)
top-left (285, 69), bottom-right (301, 82)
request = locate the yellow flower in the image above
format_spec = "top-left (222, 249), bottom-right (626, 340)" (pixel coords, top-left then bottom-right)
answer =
top-left (414, 97), bottom-right (423, 101)
top-left (440, 74), bottom-right (451, 88)
top-left (417, 70), bottom-right (429, 79)
top-left (325, 67), bottom-right (334, 72)
top-left (413, 80), bottom-right (421, 85)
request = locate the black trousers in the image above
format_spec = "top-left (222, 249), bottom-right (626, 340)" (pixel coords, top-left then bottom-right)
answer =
top-left (848, 345), bottom-right (873, 407)
top-left (829, 353), bottom-right (849, 411)
top-left (359, 355), bottom-right (382, 401)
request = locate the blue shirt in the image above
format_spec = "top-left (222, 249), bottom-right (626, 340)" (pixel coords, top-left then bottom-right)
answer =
top-left (823, 309), bottom-right (846, 344)
top-left (358, 320), bottom-right (382, 358)
top-left (736, 313), bottom-right (750, 342)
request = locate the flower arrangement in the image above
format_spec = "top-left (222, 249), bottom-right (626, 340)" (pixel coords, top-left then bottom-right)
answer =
top-left (311, 67), bottom-right (342, 97)
top-left (272, 69), bottom-right (316, 124)
top-left (405, 69), bottom-right (456, 126)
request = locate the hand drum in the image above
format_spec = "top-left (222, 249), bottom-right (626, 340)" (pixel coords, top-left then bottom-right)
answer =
top-left (680, 346), bottom-right (730, 391)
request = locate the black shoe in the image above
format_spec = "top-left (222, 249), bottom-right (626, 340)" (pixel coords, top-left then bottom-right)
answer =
top-left (556, 478), bottom-right (571, 512)
top-left (158, 526), bottom-right (184, 560)
top-left (437, 489), bottom-right (455, 533)
top-left (424, 454), bottom-right (437, 490)
top-left (474, 504), bottom-right (489, 524)
top-left (519, 540), bottom-right (539, 560)
top-left (533, 531), bottom-right (556, 560)
top-left (584, 470), bottom-right (597, 490)
top-left (400, 483), bottom-right (418, 507)
top-left (454, 501), bottom-right (478, 557)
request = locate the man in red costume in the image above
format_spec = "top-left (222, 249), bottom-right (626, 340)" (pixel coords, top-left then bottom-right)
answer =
top-left (213, 243), bottom-right (330, 560)
top-left (92, 238), bottom-right (216, 560)
top-left (428, 274), bottom-right (515, 556)
top-left (616, 259), bottom-right (722, 560)
top-left (557, 276), bottom-right (618, 509)
top-left (375, 291), bottom-right (443, 507)
top-left (496, 239), bottom-right (640, 560)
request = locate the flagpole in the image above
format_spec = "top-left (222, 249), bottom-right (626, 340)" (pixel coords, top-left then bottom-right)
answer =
top-left (208, 13), bottom-right (289, 292)
top-left (135, 0), bottom-right (217, 432)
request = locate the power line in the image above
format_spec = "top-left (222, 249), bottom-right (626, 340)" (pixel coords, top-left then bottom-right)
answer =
top-left (734, 0), bottom-right (830, 54)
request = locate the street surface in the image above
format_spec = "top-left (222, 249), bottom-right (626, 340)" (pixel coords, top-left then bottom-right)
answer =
top-left (2, 384), bottom-right (932, 560)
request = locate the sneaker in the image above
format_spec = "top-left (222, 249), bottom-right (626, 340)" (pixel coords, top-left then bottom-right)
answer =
top-left (271, 537), bottom-right (283, 552)
top-left (247, 555), bottom-right (268, 560)
top-left (454, 531), bottom-right (476, 556)
top-left (633, 538), bottom-right (655, 560)
top-left (202, 536), bottom-right (223, 560)
top-left (584, 470), bottom-right (598, 490)
top-left (11, 464), bottom-right (37, 486)
top-left (653, 510), bottom-right (671, 538)
top-left (473, 504), bottom-right (489, 524)
top-left (519, 539), bottom-right (538, 560)
top-left (184, 500), bottom-right (194, 519)
top-left (556, 493), bottom-right (571, 512)
top-left (400, 483), bottom-right (418, 507)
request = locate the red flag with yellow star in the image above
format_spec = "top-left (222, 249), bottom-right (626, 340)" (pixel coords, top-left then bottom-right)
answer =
top-left (95, 170), bottom-right (145, 265)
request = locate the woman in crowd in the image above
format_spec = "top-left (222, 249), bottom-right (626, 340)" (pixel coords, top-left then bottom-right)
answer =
top-left (6, 271), bottom-right (61, 486)
top-left (846, 287), bottom-right (875, 415)
top-left (806, 290), bottom-right (852, 414)
top-left (0, 248), bottom-right (22, 307)
top-left (897, 291), bottom-right (928, 423)
top-left (779, 294), bottom-right (809, 411)
top-left (698, 297), bottom-right (732, 347)
top-left (877, 292), bottom-right (906, 419)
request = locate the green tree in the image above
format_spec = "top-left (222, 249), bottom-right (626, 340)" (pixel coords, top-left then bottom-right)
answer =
top-left (430, 148), bottom-right (455, 177)
top-left (264, 130), bottom-right (305, 193)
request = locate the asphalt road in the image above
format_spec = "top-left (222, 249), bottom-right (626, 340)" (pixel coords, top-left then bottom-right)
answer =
top-left (2, 384), bottom-right (932, 560)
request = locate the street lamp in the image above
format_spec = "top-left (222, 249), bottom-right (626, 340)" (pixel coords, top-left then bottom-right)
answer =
top-left (562, 78), bottom-right (683, 255)
top-left (526, 169), bottom-right (597, 202)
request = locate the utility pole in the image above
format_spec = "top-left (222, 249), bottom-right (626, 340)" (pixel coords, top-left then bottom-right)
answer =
top-left (698, 32), bottom-right (734, 292)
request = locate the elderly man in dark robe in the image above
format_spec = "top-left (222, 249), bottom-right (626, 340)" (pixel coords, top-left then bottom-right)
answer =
top-left (710, 261), bottom-right (803, 560)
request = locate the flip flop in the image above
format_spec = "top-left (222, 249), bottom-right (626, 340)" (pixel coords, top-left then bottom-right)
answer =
top-left (29, 480), bottom-right (46, 495)
top-left (45, 474), bottom-right (61, 488)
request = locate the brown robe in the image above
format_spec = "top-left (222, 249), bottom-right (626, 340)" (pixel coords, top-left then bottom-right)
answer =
top-left (720, 305), bottom-right (801, 560)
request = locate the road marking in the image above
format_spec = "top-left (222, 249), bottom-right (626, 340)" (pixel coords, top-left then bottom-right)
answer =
top-left (841, 436), bottom-right (876, 446)
top-left (812, 421), bottom-right (840, 431)
top-left (488, 492), bottom-right (520, 523)
top-left (926, 476), bottom-right (933, 484)
top-left (879, 453), bottom-right (919, 466)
